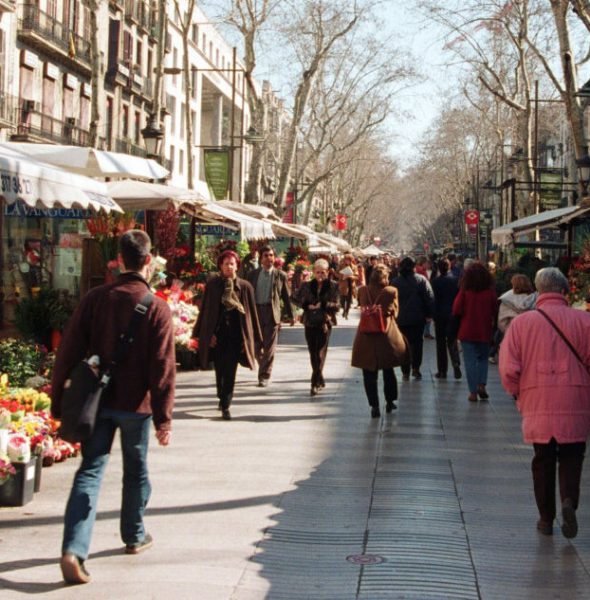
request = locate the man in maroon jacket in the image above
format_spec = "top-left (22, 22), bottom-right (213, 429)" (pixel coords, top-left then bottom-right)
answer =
top-left (51, 230), bottom-right (175, 585)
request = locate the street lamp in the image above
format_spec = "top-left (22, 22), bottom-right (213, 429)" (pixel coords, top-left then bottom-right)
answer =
top-left (141, 115), bottom-right (164, 159)
top-left (576, 146), bottom-right (590, 200)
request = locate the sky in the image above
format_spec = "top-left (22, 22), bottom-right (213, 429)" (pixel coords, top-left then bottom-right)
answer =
top-left (200, 0), bottom-right (456, 170)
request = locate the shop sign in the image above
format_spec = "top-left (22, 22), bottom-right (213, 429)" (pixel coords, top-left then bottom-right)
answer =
top-left (44, 62), bottom-right (60, 81)
top-left (4, 200), bottom-right (92, 219)
top-left (64, 73), bottom-right (78, 90)
top-left (82, 82), bottom-right (92, 98)
top-left (540, 171), bottom-right (564, 210)
top-left (333, 214), bottom-right (347, 231)
top-left (203, 149), bottom-right (230, 200)
top-left (194, 224), bottom-right (235, 236)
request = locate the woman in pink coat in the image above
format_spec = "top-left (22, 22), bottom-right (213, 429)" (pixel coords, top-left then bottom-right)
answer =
top-left (499, 267), bottom-right (590, 539)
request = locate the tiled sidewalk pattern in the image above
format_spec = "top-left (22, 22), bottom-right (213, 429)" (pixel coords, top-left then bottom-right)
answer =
top-left (1, 314), bottom-right (590, 599)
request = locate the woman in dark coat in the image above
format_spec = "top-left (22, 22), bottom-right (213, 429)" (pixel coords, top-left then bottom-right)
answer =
top-left (390, 256), bottom-right (435, 380)
top-left (193, 250), bottom-right (262, 420)
top-left (352, 265), bottom-right (410, 418)
top-left (293, 258), bottom-right (340, 396)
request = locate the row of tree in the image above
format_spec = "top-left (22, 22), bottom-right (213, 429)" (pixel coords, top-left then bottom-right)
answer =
top-left (383, 0), bottom-right (590, 251)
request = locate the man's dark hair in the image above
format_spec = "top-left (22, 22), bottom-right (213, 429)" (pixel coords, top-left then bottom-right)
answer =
top-left (399, 256), bottom-right (415, 275)
top-left (119, 230), bottom-right (151, 271)
top-left (437, 258), bottom-right (450, 275)
top-left (259, 245), bottom-right (274, 256)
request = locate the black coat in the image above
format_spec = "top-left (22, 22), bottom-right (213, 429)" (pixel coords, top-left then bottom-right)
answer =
top-left (431, 274), bottom-right (459, 320)
top-left (293, 279), bottom-right (339, 327)
top-left (390, 273), bottom-right (435, 327)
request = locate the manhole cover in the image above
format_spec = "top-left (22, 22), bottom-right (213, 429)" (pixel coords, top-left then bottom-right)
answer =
top-left (346, 554), bottom-right (385, 565)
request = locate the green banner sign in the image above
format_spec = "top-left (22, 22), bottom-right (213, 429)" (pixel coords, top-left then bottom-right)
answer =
top-left (540, 170), bottom-right (564, 210)
top-left (204, 149), bottom-right (230, 200)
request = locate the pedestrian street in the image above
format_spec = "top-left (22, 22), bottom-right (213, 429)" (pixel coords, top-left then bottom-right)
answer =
top-left (2, 312), bottom-right (590, 599)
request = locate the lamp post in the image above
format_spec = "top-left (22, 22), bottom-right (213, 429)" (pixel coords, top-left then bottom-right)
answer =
top-left (576, 146), bottom-right (590, 203)
top-left (482, 211), bottom-right (493, 260)
top-left (141, 115), bottom-right (164, 160)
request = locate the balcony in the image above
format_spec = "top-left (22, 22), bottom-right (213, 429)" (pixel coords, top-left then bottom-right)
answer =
top-left (0, 92), bottom-right (18, 128)
top-left (0, 0), bottom-right (16, 13)
top-left (18, 4), bottom-right (91, 72)
top-left (115, 138), bottom-right (147, 157)
top-left (13, 103), bottom-right (90, 146)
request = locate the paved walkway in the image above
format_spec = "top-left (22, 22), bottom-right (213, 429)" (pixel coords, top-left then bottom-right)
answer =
top-left (1, 313), bottom-right (590, 599)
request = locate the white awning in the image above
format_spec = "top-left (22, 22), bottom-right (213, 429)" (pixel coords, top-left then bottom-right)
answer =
top-left (359, 243), bottom-right (384, 257)
top-left (0, 143), bottom-right (169, 181)
top-left (316, 232), bottom-right (351, 252)
top-left (0, 146), bottom-right (120, 213)
top-left (106, 180), bottom-right (208, 212)
top-left (217, 200), bottom-right (279, 221)
top-left (491, 206), bottom-right (579, 246)
top-left (192, 202), bottom-right (275, 240)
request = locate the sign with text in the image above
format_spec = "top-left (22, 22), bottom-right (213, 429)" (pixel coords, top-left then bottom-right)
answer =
top-left (203, 149), bottom-right (230, 200)
top-left (4, 199), bottom-right (92, 219)
top-left (540, 171), bottom-right (564, 210)
top-left (283, 191), bottom-right (295, 224)
top-left (333, 214), bottom-right (347, 231)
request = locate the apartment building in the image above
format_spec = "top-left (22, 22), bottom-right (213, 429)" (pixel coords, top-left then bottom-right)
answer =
top-left (165, 1), bottom-right (250, 199)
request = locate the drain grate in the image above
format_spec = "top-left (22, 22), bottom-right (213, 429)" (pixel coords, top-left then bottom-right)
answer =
top-left (346, 554), bottom-right (385, 565)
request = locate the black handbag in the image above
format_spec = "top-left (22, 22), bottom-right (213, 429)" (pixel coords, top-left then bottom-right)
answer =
top-left (58, 293), bottom-right (154, 443)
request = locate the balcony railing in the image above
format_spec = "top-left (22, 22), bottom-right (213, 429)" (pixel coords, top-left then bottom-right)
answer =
top-left (18, 4), bottom-right (91, 66)
top-left (16, 104), bottom-right (90, 146)
top-left (115, 138), bottom-right (147, 157)
top-left (0, 91), bottom-right (18, 127)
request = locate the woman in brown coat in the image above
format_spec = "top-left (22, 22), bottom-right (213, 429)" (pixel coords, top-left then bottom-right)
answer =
top-left (352, 265), bottom-right (410, 418)
top-left (193, 250), bottom-right (262, 420)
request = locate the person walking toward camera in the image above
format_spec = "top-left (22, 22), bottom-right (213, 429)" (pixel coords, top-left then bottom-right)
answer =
top-left (351, 265), bottom-right (410, 417)
top-left (452, 261), bottom-right (497, 402)
top-left (194, 250), bottom-right (261, 420)
top-left (246, 245), bottom-right (294, 387)
top-left (293, 258), bottom-right (339, 396)
top-left (500, 267), bottom-right (590, 538)
top-left (51, 230), bottom-right (176, 585)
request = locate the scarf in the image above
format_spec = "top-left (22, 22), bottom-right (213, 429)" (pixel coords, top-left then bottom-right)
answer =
top-left (221, 277), bottom-right (245, 314)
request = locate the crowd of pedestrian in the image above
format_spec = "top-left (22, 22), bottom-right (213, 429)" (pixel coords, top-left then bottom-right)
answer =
top-left (49, 233), bottom-right (590, 585)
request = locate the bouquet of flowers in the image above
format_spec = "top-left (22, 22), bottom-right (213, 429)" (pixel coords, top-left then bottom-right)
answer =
top-left (0, 453), bottom-right (15, 486)
top-left (7, 434), bottom-right (31, 463)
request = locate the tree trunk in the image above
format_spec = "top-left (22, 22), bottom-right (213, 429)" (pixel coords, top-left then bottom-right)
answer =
top-left (183, 34), bottom-right (193, 189)
top-left (243, 91), bottom-right (264, 203)
top-left (88, 0), bottom-right (101, 148)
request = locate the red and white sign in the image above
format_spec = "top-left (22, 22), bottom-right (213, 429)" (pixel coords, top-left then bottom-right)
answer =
top-left (334, 214), bottom-right (347, 231)
top-left (465, 209), bottom-right (479, 225)
top-left (282, 192), bottom-right (294, 224)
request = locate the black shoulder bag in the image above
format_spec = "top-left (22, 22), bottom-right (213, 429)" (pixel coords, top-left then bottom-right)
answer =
top-left (59, 293), bottom-right (154, 443)
top-left (537, 308), bottom-right (590, 375)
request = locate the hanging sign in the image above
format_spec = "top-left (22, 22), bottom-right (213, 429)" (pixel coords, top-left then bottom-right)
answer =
top-left (465, 209), bottom-right (479, 225)
top-left (203, 149), bottom-right (230, 200)
top-left (334, 214), bottom-right (347, 231)
top-left (282, 191), bottom-right (294, 224)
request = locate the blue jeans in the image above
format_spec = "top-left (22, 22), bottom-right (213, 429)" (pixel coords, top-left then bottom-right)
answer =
top-left (62, 408), bottom-right (152, 560)
top-left (461, 341), bottom-right (490, 393)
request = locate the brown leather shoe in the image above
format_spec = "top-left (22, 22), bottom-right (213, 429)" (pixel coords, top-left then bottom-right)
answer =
top-left (537, 519), bottom-right (553, 536)
top-left (60, 553), bottom-right (91, 584)
top-left (468, 393), bottom-right (478, 402)
top-left (561, 498), bottom-right (578, 539)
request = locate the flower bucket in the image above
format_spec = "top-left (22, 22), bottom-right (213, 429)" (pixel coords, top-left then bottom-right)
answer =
top-left (0, 458), bottom-right (36, 507)
top-left (0, 429), bottom-right (8, 455)
top-left (34, 453), bottom-right (43, 493)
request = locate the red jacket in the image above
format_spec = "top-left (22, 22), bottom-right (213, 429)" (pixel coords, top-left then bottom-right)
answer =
top-left (452, 288), bottom-right (497, 343)
top-left (51, 272), bottom-right (176, 431)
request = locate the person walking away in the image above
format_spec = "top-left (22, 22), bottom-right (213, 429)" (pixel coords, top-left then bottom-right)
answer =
top-left (193, 250), bottom-right (262, 420)
top-left (51, 230), bottom-right (176, 584)
top-left (293, 258), bottom-right (340, 396)
top-left (364, 255), bottom-right (379, 286)
top-left (431, 258), bottom-right (461, 379)
top-left (351, 265), bottom-right (410, 418)
top-left (499, 267), bottom-right (590, 538)
top-left (390, 256), bottom-right (435, 380)
top-left (497, 274), bottom-right (537, 334)
top-left (337, 253), bottom-right (358, 319)
top-left (246, 245), bottom-right (295, 387)
top-left (452, 261), bottom-right (497, 402)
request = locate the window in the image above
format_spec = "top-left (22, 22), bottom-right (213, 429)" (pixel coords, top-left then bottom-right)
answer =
top-left (169, 96), bottom-right (176, 135)
top-left (169, 144), bottom-right (175, 173)
top-left (80, 93), bottom-right (90, 131)
top-left (209, 41), bottom-right (213, 59)
top-left (215, 49), bottom-right (219, 66)
top-left (106, 97), bottom-right (113, 147)
top-left (202, 33), bottom-right (206, 52)
top-left (191, 69), bottom-right (197, 99)
top-left (134, 111), bottom-right (141, 144)
top-left (180, 103), bottom-right (185, 140)
top-left (179, 148), bottom-right (184, 175)
top-left (123, 30), bottom-right (133, 64)
top-left (122, 104), bottom-right (129, 137)
top-left (191, 24), bottom-right (198, 44)
top-left (173, 47), bottom-right (178, 85)
top-left (135, 39), bottom-right (143, 72)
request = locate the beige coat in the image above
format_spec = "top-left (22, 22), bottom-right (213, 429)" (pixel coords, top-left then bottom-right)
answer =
top-left (351, 284), bottom-right (410, 371)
